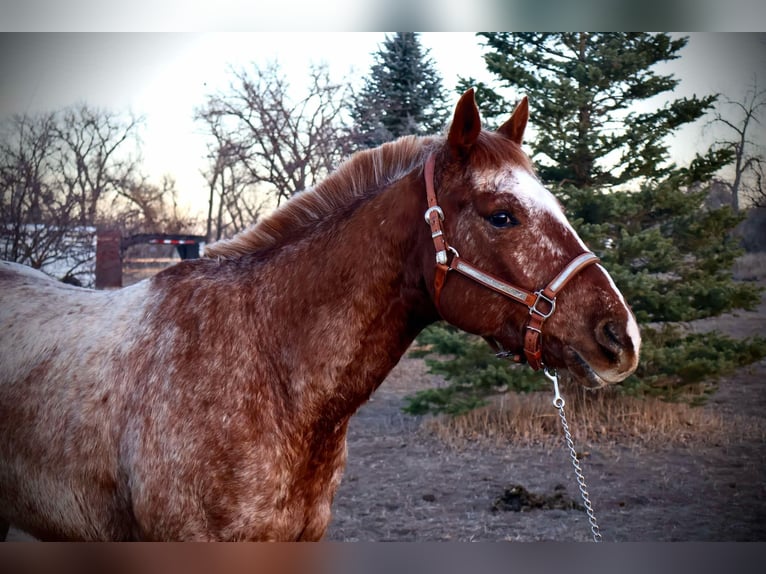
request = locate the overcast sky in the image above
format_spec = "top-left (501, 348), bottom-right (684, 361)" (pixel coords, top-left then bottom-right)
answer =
top-left (1, 33), bottom-right (764, 216)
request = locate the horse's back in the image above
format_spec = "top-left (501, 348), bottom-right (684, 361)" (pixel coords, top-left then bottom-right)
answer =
top-left (0, 260), bottom-right (148, 380)
top-left (0, 260), bottom-right (110, 318)
top-left (0, 258), bottom-right (155, 416)
top-left (1, 261), bottom-right (95, 378)
top-left (0, 260), bottom-right (59, 283)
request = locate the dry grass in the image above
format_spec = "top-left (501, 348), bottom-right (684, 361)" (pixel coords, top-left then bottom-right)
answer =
top-left (423, 387), bottom-right (766, 449)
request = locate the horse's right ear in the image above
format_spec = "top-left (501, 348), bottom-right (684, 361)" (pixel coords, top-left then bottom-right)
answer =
top-left (448, 88), bottom-right (481, 155)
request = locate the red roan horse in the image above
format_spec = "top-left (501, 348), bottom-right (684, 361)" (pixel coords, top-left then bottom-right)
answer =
top-left (0, 90), bottom-right (640, 541)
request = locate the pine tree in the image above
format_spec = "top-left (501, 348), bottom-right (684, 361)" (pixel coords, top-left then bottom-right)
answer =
top-left (406, 33), bottom-right (765, 414)
top-left (351, 33), bottom-right (449, 148)
top-left (463, 33), bottom-right (723, 188)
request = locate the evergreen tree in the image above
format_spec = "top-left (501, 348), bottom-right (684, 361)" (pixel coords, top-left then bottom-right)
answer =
top-left (406, 33), bottom-right (765, 415)
top-left (351, 33), bottom-right (449, 148)
top-left (463, 33), bottom-right (723, 188)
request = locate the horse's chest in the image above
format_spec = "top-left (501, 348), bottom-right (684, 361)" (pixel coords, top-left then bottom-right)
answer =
top-left (232, 437), bottom-right (347, 541)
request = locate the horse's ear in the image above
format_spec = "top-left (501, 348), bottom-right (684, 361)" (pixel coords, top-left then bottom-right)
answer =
top-left (497, 96), bottom-right (529, 145)
top-left (448, 88), bottom-right (481, 154)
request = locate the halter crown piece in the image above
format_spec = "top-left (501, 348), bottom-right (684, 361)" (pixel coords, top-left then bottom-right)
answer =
top-left (423, 154), bottom-right (600, 370)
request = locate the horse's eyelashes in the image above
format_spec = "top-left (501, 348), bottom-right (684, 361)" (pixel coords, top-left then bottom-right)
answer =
top-left (487, 211), bottom-right (519, 228)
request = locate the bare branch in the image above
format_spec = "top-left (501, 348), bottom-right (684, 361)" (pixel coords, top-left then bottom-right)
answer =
top-left (195, 61), bottom-right (353, 238)
top-left (0, 104), bottom-right (189, 285)
top-left (711, 78), bottom-right (766, 211)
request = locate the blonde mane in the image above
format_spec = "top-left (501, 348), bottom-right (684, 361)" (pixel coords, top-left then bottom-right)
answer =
top-left (204, 135), bottom-right (439, 259)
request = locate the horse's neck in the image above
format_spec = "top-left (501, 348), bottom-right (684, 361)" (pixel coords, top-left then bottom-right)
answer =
top-left (256, 173), bottom-right (435, 421)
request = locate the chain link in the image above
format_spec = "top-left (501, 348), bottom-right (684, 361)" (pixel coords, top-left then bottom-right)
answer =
top-left (544, 368), bottom-right (602, 542)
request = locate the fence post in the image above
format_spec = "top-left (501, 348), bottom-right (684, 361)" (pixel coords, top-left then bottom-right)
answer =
top-left (95, 229), bottom-right (122, 289)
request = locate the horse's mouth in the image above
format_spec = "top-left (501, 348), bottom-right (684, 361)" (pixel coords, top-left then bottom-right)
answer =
top-left (485, 336), bottom-right (606, 389)
top-left (561, 347), bottom-right (606, 389)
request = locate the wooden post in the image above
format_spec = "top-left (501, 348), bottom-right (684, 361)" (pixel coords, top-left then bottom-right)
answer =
top-left (95, 229), bottom-right (122, 289)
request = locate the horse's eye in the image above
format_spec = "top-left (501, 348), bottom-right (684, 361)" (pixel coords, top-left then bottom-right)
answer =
top-left (487, 211), bottom-right (518, 228)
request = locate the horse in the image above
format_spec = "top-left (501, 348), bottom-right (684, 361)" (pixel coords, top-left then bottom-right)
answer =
top-left (0, 89), bottom-right (640, 541)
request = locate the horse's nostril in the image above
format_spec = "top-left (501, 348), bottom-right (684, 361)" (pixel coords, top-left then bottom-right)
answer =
top-left (596, 319), bottom-right (626, 357)
top-left (604, 321), bottom-right (622, 346)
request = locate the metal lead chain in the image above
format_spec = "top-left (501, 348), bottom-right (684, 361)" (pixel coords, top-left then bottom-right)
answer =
top-left (544, 368), bottom-right (602, 542)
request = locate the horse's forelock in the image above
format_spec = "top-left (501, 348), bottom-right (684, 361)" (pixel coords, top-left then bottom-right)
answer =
top-left (467, 131), bottom-right (535, 175)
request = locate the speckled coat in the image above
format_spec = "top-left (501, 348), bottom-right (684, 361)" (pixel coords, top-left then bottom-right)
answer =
top-left (0, 91), bottom-right (639, 540)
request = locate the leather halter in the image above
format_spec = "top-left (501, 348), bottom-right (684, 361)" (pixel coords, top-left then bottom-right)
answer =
top-left (423, 154), bottom-right (600, 371)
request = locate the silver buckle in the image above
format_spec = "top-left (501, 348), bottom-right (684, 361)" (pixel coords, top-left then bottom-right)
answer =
top-left (530, 291), bottom-right (556, 319)
top-left (424, 206), bottom-right (444, 224)
top-left (436, 246), bottom-right (459, 266)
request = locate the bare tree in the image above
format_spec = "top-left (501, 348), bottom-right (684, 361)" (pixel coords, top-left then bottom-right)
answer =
top-left (745, 158), bottom-right (766, 208)
top-left (195, 105), bottom-right (261, 241)
top-left (0, 104), bottom-right (183, 285)
top-left (0, 111), bottom-right (88, 282)
top-left (54, 104), bottom-right (144, 224)
top-left (104, 174), bottom-right (199, 238)
top-left (196, 62), bottom-right (353, 240)
top-left (712, 80), bottom-right (766, 212)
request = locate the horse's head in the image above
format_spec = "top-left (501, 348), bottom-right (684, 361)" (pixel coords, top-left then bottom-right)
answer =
top-left (425, 89), bottom-right (640, 387)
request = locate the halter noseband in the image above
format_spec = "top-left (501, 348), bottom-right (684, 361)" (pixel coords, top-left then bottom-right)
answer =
top-left (423, 154), bottom-right (600, 371)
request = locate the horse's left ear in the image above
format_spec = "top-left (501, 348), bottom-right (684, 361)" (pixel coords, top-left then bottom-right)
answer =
top-left (497, 96), bottom-right (529, 145)
top-left (448, 88), bottom-right (481, 154)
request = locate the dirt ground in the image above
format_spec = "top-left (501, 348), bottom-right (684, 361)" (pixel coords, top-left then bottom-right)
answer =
top-left (326, 291), bottom-right (766, 542)
top-left (6, 282), bottom-right (766, 542)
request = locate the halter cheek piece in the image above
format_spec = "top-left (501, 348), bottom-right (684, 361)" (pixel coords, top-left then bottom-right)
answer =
top-left (423, 154), bottom-right (600, 371)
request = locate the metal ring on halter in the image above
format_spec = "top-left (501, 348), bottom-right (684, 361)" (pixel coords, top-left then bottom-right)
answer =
top-left (436, 246), bottom-right (460, 267)
top-left (424, 206), bottom-right (444, 224)
top-left (530, 290), bottom-right (556, 319)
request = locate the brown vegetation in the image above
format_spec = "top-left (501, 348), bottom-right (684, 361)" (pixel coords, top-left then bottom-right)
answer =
top-left (423, 386), bottom-right (766, 449)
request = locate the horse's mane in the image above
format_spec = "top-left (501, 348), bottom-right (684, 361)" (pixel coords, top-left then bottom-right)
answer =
top-left (204, 128), bottom-right (534, 260)
top-left (204, 135), bottom-right (439, 259)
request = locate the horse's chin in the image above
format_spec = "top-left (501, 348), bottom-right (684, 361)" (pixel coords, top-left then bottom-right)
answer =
top-left (560, 347), bottom-right (607, 389)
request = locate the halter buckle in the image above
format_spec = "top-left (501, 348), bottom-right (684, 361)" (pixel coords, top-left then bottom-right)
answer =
top-left (435, 246), bottom-right (459, 266)
top-left (424, 206), bottom-right (444, 225)
top-left (530, 290), bottom-right (556, 319)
